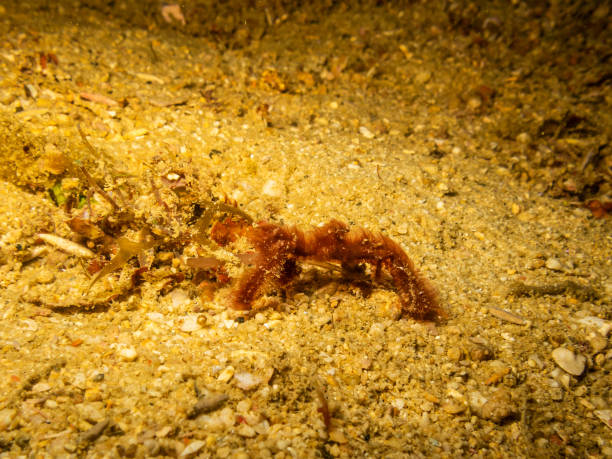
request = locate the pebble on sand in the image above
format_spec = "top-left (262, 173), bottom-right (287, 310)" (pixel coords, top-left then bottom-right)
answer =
top-left (545, 257), bottom-right (563, 271)
top-left (118, 347), bottom-right (138, 362)
top-left (480, 388), bottom-right (516, 423)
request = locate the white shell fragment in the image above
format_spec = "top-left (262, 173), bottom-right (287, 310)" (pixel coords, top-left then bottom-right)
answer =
top-left (551, 347), bottom-right (586, 376)
top-left (36, 233), bottom-right (95, 258)
top-left (180, 440), bottom-right (205, 457)
top-left (594, 410), bottom-right (612, 430)
top-left (217, 366), bottom-right (235, 383)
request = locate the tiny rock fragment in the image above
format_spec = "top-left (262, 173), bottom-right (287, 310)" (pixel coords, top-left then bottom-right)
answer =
top-left (480, 389), bottom-right (516, 423)
top-left (236, 423), bottom-right (256, 438)
top-left (551, 347), bottom-right (586, 376)
top-left (588, 335), bottom-right (607, 353)
top-left (516, 132), bottom-right (531, 144)
top-left (36, 270), bottom-right (55, 284)
top-left (442, 402), bottom-right (466, 415)
top-left (414, 70), bottom-right (431, 85)
top-left (78, 418), bottom-right (110, 444)
top-left (31, 382), bottom-right (51, 392)
top-left (329, 429), bottom-right (348, 444)
top-left (469, 343), bottom-right (494, 361)
top-left (187, 393), bottom-right (229, 419)
top-left (0, 408), bottom-right (17, 431)
top-left (447, 347), bottom-right (463, 361)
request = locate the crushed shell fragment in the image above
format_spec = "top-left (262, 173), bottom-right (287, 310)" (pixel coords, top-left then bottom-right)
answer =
top-left (37, 233), bottom-right (95, 258)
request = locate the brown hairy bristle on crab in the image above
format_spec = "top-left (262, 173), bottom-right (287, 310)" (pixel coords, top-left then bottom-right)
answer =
top-left (210, 217), bottom-right (443, 321)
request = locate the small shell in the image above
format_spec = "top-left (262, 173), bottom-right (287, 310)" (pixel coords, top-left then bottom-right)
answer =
top-left (37, 233), bottom-right (95, 258)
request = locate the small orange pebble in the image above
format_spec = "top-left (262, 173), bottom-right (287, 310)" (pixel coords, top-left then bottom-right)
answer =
top-left (423, 392), bottom-right (440, 404)
top-left (79, 92), bottom-right (119, 106)
top-left (30, 306), bottom-right (52, 317)
top-left (236, 415), bottom-right (248, 425)
top-left (485, 367), bottom-right (511, 385)
top-left (585, 199), bottom-right (612, 218)
top-left (10, 375), bottom-right (20, 383)
top-left (70, 338), bottom-right (83, 347)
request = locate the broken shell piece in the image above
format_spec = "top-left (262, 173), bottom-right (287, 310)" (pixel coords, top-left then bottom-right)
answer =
top-left (551, 347), bottom-right (586, 376)
top-left (37, 233), bottom-right (95, 258)
top-left (594, 410), bottom-right (612, 430)
top-left (180, 440), bottom-right (205, 457)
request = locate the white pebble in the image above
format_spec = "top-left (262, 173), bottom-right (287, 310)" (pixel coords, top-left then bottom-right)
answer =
top-left (179, 314), bottom-right (202, 333)
top-left (234, 372), bottom-right (262, 390)
top-left (169, 289), bottom-right (190, 308)
top-left (146, 312), bottom-right (165, 323)
top-left (359, 126), bottom-right (375, 139)
top-left (545, 258), bottom-right (563, 271)
top-left (552, 347), bottom-right (586, 376)
top-left (262, 179), bottom-right (282, 197)
top-left (0, 408), bottom-right (17, 431)
top-left (236, 423), bottom-right (256, 437)
top-left (516, 132), bottom-right (532, 144)
top-left (118, 347), bottom-right (138, 362)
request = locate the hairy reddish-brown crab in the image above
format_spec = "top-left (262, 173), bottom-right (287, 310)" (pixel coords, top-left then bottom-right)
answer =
top-left (209, 217), bottom-right (442, 321)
